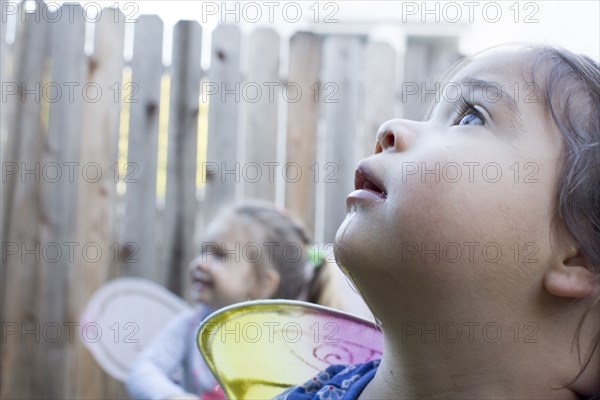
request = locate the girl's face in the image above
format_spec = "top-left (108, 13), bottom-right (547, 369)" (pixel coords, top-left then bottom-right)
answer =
top-left (189, 214), bottom-right (267, 310)
top-left (335, 48), bottom-right (566, 322)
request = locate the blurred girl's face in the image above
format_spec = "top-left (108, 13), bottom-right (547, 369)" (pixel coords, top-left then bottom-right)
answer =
top-left (189, 214), bottom-right (263, 310)
top-left (335, 47), bottom-right (566, 322)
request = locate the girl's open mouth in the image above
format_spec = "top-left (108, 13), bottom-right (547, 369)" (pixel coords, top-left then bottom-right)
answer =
top-left (192, 271), bottom-right (214, 291)
top-left (347, 162), bottom-right (387, 203)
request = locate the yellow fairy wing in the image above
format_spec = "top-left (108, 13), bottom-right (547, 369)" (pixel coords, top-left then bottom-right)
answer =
top-left (196, 300), bottom-right (383, 400)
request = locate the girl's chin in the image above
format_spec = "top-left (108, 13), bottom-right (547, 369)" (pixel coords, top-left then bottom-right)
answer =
top-left (191, 290), bottom-right (212, 304)
top-left (335, 212), bottom-right (374, 254)
top-left (335, 210), bottom-right (357, 247)
top-left (334, 229), bottom-right (363, 276)
top-left (335, 216), bottom-right (388, 275)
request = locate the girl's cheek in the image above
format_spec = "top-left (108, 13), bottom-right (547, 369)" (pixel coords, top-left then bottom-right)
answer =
top-left (388, 177), bottom-right (501, 246)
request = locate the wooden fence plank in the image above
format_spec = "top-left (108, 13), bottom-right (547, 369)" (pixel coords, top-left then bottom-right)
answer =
top-left (0, 3), bottom-right (6, 79)
top-left (203, 24), bottom-right (241, 219)
top-left (0, 0), bottom-right (8, 350)
top-left (0, 6), bottom-right (50, 399)
top-left (284, 32), bottom-right (321, 236)
top-left (362, 42), bottom-right (396, 159)
top-left (38, 3), bottom-right (87, 398)
top-left (322, 36), bottom-right (362, 243)
top-left (403, 36), bottom-right (460, 121)
top-left (243, 28), bottom-right (280, 202)
top-left (0, 0), bottom-right (14, 243)
top-left (0, 0), bottom-right (11, 152)
top-left (71, 8), bottom-right (125, 399)
top-left (163, 20), bottom-right (202, 296)
top-left (122, 15), bottom-right (163, 282)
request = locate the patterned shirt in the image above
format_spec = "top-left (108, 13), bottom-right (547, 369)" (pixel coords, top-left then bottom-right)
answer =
top-left (274, 360), bottom-right (380, 400)
top-left (274, 361), bottom-right (600, 400)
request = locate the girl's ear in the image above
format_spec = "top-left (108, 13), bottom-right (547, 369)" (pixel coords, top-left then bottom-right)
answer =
top-left (256, 268), bottom-right (280, 299)
top-left (544, 249), bottom-right (600, 298)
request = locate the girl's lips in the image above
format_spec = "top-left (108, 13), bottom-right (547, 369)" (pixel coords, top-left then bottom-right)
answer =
top-left (193, 277), bottom-right (213, 286)
top-left (347, 188), bottom-right (386, 202)
top-left (191, 271), bottom-right (214, 291)
top-left (192, 280), bottom-right (213, 296)
top-left (347, 162), bottom-right (387, 206)
top-left (194, 281), bottom-right (207, 288)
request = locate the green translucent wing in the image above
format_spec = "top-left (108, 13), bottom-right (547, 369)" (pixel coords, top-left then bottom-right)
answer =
top-left (196, 300), bottom-right (383, 399)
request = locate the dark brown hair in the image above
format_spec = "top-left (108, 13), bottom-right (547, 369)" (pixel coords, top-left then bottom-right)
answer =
top-left (529, 45), bottom-right (600, 388)
top-left (530, 46), bottom-right (600, 268)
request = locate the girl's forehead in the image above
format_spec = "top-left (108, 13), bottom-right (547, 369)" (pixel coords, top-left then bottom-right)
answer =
top-left (205, 214), bottom-right (245, 240)
top-left (447, 47), bottom-right (563, 147)
top-left (450, 47), bottom-right (537, 85)
top-left (204, 212), bottom-right (262, 243)
top-left (447, 48), bottom-right (546, 117)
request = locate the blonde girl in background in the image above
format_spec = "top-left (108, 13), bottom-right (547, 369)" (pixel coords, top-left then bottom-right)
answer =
top-left (126, 200), bottom-right (369, 400)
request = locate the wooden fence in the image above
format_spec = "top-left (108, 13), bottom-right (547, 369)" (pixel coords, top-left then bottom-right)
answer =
top-left (0, 2), bottom-right (459, 398)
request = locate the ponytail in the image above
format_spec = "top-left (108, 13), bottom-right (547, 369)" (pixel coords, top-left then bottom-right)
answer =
top-left (305, 247), bottom-right (327, 304)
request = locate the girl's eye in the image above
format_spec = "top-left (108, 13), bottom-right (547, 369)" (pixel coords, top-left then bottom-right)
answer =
top-left (453, 97), bottom-right (487, 127)
top-left (457, 112), bottom-right (484, 126)
top-left (200, 249), bottom-right (225, 261)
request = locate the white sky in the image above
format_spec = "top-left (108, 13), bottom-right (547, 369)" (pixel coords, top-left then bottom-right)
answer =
top-left (20, 0), bottom-right (600, 67)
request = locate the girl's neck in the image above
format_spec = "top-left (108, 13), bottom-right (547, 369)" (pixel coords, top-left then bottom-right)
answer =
top-left (358, 331), bottom-right (579, 400)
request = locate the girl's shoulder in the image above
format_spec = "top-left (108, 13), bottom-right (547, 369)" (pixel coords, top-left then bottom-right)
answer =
top-left (273, 359), bottom-right (380, 400)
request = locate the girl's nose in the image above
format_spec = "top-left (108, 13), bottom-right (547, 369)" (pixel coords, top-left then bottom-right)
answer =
top-left (190, 255), bottom-right (209, 272)
top-left (374, 119), bottom-right (417, 154)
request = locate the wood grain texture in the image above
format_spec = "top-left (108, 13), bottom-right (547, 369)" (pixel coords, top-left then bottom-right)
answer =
top-left (203, 24), bottom-right (241, 220)
top-left (163, 20), bottom-right (202, 296)
top-left (322, 36), bottom-right (361, 243)
top-left (71, 8), bottom-right (125, 399)
top-left (1, 5), bottom-right (50, 399)
top-left (122, 15), bottom-right (163, 282)
top-left (284, 32), bottom-right (321, 237)
top-left (243, 28), bottom-right (280, 202)
top-left (39, 3), bottom-right (87, 398)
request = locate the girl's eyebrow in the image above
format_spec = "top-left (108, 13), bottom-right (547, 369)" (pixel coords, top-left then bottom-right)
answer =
top-left (458, 77), bottom-right (523, 128)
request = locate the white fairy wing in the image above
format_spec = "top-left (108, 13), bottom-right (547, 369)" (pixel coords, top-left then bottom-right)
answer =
top-left (79, 277), bottom-right (191, 381)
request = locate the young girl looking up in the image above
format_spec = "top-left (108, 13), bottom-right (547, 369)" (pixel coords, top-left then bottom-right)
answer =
top-left (276, 44), bottom-right (600, 399)
top-left (126, 200), bottom-right (366, 400)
